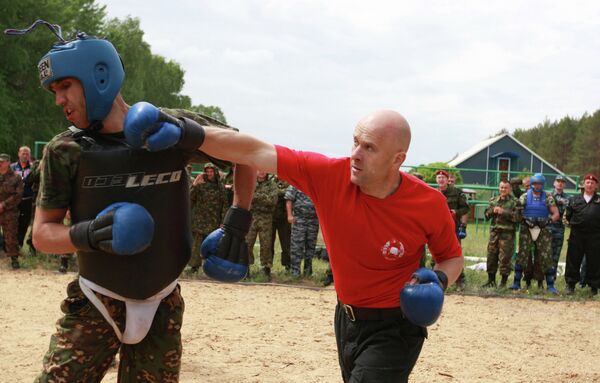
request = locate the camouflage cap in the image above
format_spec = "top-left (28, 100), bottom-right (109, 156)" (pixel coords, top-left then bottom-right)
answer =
top-left (509, 177), bottom-right (522, 185)
top-left (203, 162), bottom-right (217, 170)
top-left (0, 153), bottom-right (10, 162)
top-left (555, 175), bottom-right (567, 182)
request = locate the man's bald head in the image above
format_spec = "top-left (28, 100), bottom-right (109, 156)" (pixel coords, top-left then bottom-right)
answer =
top-left (357, 110), bottom-right (411, 152)
top-left (350, 110), bottom-right (411, 198)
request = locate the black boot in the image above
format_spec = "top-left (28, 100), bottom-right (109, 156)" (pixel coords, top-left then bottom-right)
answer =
top-left (323, 269), bottom-right (334, 287)
top-left (303, 259), bottom-right (313, 277)
top-left (499, 275), bottom-right (509, 288)
top-left (455, 271), bottom-right (466, 290)
top-left (566, 284), bottom-right (576, 295)
top-left (10, 256), bottom-right (20, 270)
top-left (263, 266), bottom-right (272, 281)
top-left (481, 273), bottom-right (496, 288)
top-left (58, 257), bottom-right (69, 273)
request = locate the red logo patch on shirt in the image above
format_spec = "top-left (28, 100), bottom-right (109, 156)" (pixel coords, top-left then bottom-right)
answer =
top-left (381, 239), bottom-right (405, 261)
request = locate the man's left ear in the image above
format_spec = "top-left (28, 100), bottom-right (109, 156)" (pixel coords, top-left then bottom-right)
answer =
top-left (394, 152), bottom-right (407, 166)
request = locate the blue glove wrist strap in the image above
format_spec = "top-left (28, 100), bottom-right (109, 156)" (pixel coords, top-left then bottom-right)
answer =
top-left (434, 270), bottom-right (448, 291)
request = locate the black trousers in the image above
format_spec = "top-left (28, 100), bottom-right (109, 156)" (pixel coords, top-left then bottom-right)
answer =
top-left (270, 215), bottom-right (291, 267)
top-left (334, 303), bottom-right (426, 383)
top-left (17, 198), bottom-right (33, 247)
top-left (565, 230), bottom-right (600, 288)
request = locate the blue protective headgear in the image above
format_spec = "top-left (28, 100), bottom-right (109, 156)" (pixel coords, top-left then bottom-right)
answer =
top-left (38, 33), bottom-right (125, 123)
top-left (530, 173), bottom-right (545, 191)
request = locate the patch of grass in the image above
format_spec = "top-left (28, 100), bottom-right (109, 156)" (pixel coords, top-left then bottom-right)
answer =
top-left (15, 225), bottom-right (596, 301)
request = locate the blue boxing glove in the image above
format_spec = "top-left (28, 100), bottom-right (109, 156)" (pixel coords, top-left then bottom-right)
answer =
top-left (457, 224), bottom-right (467, 239)
top-left (69, 202), bottom-right (154, 255)
top-left (124, 102), bottom-right (205, 152)
top-left (201, 207), bottom-right (252, 282)
top-left (400, 268), bottom-right (447, 327)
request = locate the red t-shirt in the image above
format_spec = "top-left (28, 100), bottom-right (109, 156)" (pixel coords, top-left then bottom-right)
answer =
top-left (276, 145), bottom-right (462, 308)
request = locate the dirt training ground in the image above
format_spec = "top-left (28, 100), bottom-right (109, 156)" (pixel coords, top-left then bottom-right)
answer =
top-left (1, 267), bottom-right (600, 382)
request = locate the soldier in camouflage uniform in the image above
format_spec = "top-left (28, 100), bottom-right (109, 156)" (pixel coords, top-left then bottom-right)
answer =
top-left (247, 171), bottom-right (278, 278)
top-left (549, 175), bottom-right (569, 275)
top-left (510, 174), bottom-right (560, 293)
top-left (509, 177), bottom-right (523, 199)
top-left (188, 163), bottom-right (229, 272)
top-left (435, 170), bottom-right (469, 284)
top-left (0, 153), bottom-right (23, 269)
top-left (11, 25), bottom-right (254, 382)
top-left (483, 180), bottom-right (520, 288)
top-left (285, 185), bottom-right (319, 277)
top-left (270, 175), bottom-right (292, 271)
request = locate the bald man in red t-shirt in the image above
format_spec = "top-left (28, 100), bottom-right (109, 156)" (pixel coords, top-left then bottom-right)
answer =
top-left (152, 109), bottom-right (464, 382)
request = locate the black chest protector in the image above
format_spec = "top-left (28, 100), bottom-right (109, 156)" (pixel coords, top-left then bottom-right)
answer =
top-left (71, 133), bottom-right (191, 299)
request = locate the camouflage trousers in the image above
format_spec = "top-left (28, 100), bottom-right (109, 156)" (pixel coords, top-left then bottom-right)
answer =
top-left (486, 229), bottom-right (515, 276)
top-left (189, 231), bottom-right (207, 268)
top-left (549, 224), bottom-right (565, 270)
top-left (290, 217), bottom-right (319, 276)
top-left (516, 226), bottom-right (553, 281)
top-left (0, 212), bottom-right (20, 257)
top-left (36, 280), bottom-right (184, 383)
top-left (247, 213), bottom-right (274, 268)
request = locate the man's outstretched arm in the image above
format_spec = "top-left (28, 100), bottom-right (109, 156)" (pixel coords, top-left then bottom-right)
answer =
top-left (201, 127), bottom-right (278, 174)
top-left (124, 102), bottom-right (278, 173)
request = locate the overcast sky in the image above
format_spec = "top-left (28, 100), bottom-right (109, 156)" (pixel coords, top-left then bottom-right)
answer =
top-left (97, 0), bottom-right (600, 166)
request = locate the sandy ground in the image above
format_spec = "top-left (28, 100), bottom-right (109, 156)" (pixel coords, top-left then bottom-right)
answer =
top-left (2, 266), bottom-right (600, 383)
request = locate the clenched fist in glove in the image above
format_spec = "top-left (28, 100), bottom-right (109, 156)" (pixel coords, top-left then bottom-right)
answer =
top-left (201, 207), bottom-right (252, 282)
top-left (400, 268), bottom-right (448, 327)
top-left (124, 101), bottom-right (205, 152)
top-left (69, 202), bottom-right (154, 255)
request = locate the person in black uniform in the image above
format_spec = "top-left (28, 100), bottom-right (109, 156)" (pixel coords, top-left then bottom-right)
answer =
top-left (564, 173), bottom-right (600, 295)
top-left (10, 146), bottom-right (34, 249)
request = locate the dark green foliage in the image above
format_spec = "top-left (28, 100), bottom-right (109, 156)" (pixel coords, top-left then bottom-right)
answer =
top-left (514, 111), bottom-right (600, 177)
top-left (1, 2), bottom-right (225, 157)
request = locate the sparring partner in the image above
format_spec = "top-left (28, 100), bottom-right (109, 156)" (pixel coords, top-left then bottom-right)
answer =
top-left (510, 173), bottom-right (560, 293)
top-left (125, 107), bottom-right (464, 382)
top-left (6, 21), bottom-right (255, 382)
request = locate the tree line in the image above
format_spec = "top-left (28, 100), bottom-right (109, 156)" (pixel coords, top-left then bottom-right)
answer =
top-left (512, 110), bottom-right (600, 178)
top-left (1, 0), bottom-right (226, 158)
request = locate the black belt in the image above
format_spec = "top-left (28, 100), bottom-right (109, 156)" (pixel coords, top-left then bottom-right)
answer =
top-left (339, 301), bottom-right (405, 322)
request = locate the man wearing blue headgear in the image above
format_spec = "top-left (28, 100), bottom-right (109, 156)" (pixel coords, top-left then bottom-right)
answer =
top-left (510, 173), bottom-right (560, 293)
top-left (6, 21), bottom-right (256, 382)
